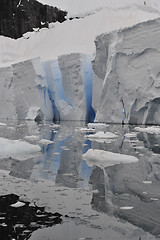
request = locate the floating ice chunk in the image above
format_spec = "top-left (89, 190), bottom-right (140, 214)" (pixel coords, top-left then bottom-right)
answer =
top-left (76, 127), bottom-right (96, 133)
top-left (54, 152), bottom-right (60, 155)
top-left (24, 135), bottom-right (40, 141)
top-left (143, 180), bottom-right (152, 184)
top-left (0, 137), bottom-right (41, 160)
top-left (83, 149), bottom-right (138, 168)
top-left (135, 126), bottom-right (160, 134)
top-left (119, 206), bottom-right (134, 210)
top-left (87, 123), bottom-right (108, 129)
top-left (133, 146), bottom-right (144, 149)
top-left (151, 198), bottom-right (159, 201)
top-left (85, 131), bottom-right (118, 140)
top-left (125, 133), bottom-right (137, 138)
top-left (39, 139), bottom-right (54, 145)
top-left (0, 122), bottom-right (6, 126)
top-left (11, 201), bottom-right (25, 208)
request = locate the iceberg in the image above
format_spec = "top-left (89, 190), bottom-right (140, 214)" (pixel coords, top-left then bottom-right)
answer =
top-left (0, 137), bottom-right (41, 160)
top-left (82, 149), bottom-right (138, 168)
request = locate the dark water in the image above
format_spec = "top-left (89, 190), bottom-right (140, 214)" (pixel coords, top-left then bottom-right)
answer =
top-left (0, 120), bottom-right (160, 240)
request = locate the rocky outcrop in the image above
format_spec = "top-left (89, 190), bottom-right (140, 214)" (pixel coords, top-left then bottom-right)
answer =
top-left (0, 0), bottom-right (67, 39)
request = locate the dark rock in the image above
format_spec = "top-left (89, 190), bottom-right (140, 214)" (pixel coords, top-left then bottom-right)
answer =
top-left (0, 193), bottom-right (64, 240)
top-left (0, 0), bottom-right (67, 39)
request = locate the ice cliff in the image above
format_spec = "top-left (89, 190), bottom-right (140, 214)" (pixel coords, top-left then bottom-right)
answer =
top-left (0, 54), bottom-right (94, 122)
top-left (93, 18), bottom-right (160, 125)
top-left (1, 18), bottom-right (160, 124)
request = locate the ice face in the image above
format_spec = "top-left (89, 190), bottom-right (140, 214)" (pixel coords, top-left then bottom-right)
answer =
top-left (12, 58), bottom-right (54, 122)
top-left (93, 18), bottom-right (160, 125)
top-left (0, 66), bottom-right (17, 120)
top-left (43, 53), bottom-right (95, 122)
top-left (81, 54), bottom-right (95, 122)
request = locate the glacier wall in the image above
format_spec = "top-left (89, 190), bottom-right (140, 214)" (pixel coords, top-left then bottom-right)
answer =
top-left (93, 18), bottom-right (160, 125)
top-left (12, 58), bottom-right (53, 122)
top-left (0, 54), bottom-right (94, 122)
top-left (0, 66), bottom-right (17, 120)
top-left (1, 18), bottom-right (160, 124)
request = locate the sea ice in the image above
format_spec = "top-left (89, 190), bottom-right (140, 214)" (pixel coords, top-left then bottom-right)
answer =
top-left (82, 149), bottom-right (138, 168)
top-left (0, 138), bottom-right (41, 160)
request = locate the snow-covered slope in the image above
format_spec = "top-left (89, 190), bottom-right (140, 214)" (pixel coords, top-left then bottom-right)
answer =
top-left (1, 1), bottom-right (160, 67)
top-left (37, 0), bottom-right (160, 18)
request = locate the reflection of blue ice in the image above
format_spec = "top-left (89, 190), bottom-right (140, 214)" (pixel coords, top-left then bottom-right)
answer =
top-left (43, 140), bottom-right (65, 181)
top-left (78, 139), bottom-right (91, 187)
top-left (83, 139), bottom-right (91, 154)
top-left (39, 131), bottom-right (72, 181)
top-left (78, 160), bottom-right (91, 188)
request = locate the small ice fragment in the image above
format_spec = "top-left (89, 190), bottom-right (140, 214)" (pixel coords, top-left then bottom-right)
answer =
top-left (92, 190), bottom-right (99, 194)
top-left (151, 198), bottom-right (159, 201)
top-left (143, 181), bottom-right (152, 184)
top-left (133, 146), bottom-right (144, 149)
top-left (85, 131), bottom-right (118, 139)
top-left (125, 133), bottom-right (137, 138)
top-left (135, 126), bottom-right (160, 134)
top-left (24, 135), bottom-right (39, 140)
top-left (11, 201), bottom-right (25, 208)
top-left (143, 191), bottom-right (148, 195)
top-left (0, 122), bottom-right (6, 126)
top-left (39, 139), bottom-right (54, 145)
top-left (76, 127), bottom-right (96, 133)
top-left (120, 206), bottom-right (134, 210)
top-left (1, 223), bottom-right (7, 227)
top-left (87, 123), bottom-right (108, 129)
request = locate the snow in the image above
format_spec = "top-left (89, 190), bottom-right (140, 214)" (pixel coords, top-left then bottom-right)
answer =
top-left (37, 0), bottom-right (160, 18)
top-left (0, 138), bottom-right (41, 160)
top-left (82, 149), bottom-right (138, 168)
top-left (10, 201), bottom-right (25, 208)
top-left (1, 1), bottom-right (160, 67)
